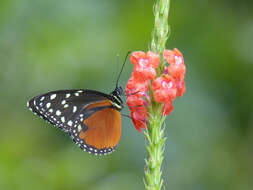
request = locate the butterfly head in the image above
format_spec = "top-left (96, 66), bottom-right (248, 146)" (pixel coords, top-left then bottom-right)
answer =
top-left (114, 86), bottom-right (123, 96)
top-left (110, 86), bottom-right (123, 110)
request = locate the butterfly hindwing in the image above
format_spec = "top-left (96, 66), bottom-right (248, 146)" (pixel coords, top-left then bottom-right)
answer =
top-left (69, 100), bottom-right (121, 155)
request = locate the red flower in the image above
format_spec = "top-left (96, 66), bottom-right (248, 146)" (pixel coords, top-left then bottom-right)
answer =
top-left (162, 101), bottom-right (174, 116)
top-left (163, 48), bottom-right (186, 97)
top-left (133, 65), bottom-right (156, 81)
top-left (125, 74), bottom-right (148, 98)
top-left (175, 80), bottom-right (185, 97)
top-left (130, 51), bottom-right (160, 81)
top-left (147, 51), bottom-right (160, 68)
top-left (130, 51), bottom-right (160, 68)
top-left (164, 48), bottom-right (186, 80)
top-left (163, 48), bottom-right (183, 64)
top-left (126, 94), bottom-right (144, 107)
top-left (126, 51), bottom-right (160, 132)
top-left (126, 49), bottom-right (186, 132)
top-left (126, 74), bottom-right (149, 132)
top-left (130, 106), bottom-right (148, 132)
top-left (152, 75), bottom-right (177, 103)
top-left (130, 51), bottom-right (146, 65)
top-left (167, 62), bottom-right (186, 81)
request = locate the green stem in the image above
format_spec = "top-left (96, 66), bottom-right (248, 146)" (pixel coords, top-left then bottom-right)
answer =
top-left (150, 0), bottom-right (170, 55)
top-left (144, 0), bottom-right (170, 190)
top-left (151, 0), bottom-right (170, 75)
top-left (144, 106), bottom-right (166, 190)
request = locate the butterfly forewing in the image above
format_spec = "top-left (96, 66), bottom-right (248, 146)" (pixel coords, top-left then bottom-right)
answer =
top-left (27, 90), bottom-right (108, 131)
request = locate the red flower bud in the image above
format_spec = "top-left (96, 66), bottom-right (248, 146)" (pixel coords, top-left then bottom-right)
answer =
top-left (162, 101), bottom-right (174, 116)
top-left (175, 80), bottom-right (186, 97)
top-left (130, 106), bottom-right (148, 132)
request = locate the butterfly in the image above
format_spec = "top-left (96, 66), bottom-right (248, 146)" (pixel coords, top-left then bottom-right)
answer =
top-left (27, 87), bottom-right (123, 155)
top-left (27, 53), bottom-right (130, 155)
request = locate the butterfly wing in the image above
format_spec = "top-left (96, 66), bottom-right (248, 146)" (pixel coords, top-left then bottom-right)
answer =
top-left (69, 100), bottom-right (121, 155)
top-left (27, 89), bottom-right (121, 155)
top-left (27, 90), bottom-right (109, 131)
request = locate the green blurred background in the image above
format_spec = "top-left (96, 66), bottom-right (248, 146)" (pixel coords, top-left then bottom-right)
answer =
top-left (0, 0), bottom-right (253, 189)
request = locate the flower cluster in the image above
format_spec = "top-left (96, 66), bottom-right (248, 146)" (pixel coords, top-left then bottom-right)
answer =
top-left (126, 48), bottom-right (186, 132)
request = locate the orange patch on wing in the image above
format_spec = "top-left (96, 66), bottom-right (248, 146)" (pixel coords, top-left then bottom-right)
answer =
top-left (79, 100), bottom-right (121, 149)
top-left (86, 100), bottom-right (112, 109)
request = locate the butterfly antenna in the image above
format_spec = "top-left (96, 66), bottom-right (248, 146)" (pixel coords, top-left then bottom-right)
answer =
top-left (114, 53), bottom-right (120, 84)
top-left (116, 51), bottom-right (131, 88)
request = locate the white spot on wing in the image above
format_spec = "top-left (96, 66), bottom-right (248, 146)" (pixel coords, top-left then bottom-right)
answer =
top-left (61, 117), bottom-right (65, 123)
top-left (46, 103), bottom-right (51, 108)
top-left (77, 125), bottom-right (82, 132)
top-left (49, 109), bottom-right (53, 113)
top-left (75, 93), bottom-right (79, 96)
top-left (73, 106), bottom-right (77, 113)
top-left (67, 120), bottom-right (73, 126)
top-left (64, 104), bottom-right (69, 108)
top-left (61, 100), bottom-right (66, 105)
top-left (50, 94), bottom-right (57, 100)
top-left (40, 96), bottom-right (45, 101)
top-left (56, 110), bottom-right (61, 116)
top-left (66, 94), bottom-right (71, 98)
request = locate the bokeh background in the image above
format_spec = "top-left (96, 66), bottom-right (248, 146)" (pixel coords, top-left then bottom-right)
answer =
top-left (0, 0), bottom-right (253, 189)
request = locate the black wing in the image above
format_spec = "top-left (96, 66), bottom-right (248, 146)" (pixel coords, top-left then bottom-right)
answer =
top-left (27, 89), bottom-right (109, 132)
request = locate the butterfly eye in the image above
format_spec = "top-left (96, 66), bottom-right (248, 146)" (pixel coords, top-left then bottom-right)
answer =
top-left (115, 86), bottom-right (123, 96)
top-left (118, 87), bottom-right (123, 95)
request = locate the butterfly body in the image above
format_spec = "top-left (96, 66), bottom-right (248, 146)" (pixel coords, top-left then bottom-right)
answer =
top-left (27, 87), bottom-right (123, 155)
